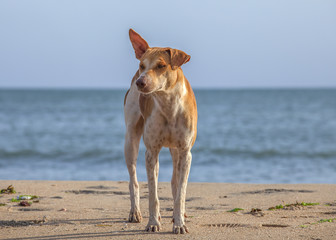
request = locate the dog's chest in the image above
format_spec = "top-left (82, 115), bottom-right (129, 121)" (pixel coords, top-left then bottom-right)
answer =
top-left (142, 102), bottom-right (191, 150)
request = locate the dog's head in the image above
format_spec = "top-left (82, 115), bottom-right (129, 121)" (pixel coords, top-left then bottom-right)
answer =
top-left (129, 29), bottom-right (190, 94)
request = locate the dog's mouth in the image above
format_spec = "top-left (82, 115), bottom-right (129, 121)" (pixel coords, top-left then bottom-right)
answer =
top-left (136, 84), bottom-right (150, 93)
top-left (137, 87), bottom-right (155, 95)
top-left (137, 84), bottom-right (165, 95)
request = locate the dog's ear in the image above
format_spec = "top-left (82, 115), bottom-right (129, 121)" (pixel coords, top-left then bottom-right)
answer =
top-left (166, 48), bottom-right (190, 70)
top-left (129, 29), bottom-right (149, 60)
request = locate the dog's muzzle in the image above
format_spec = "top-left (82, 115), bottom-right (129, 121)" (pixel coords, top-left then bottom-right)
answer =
top-left (136, 76), bottom-right (147, 90)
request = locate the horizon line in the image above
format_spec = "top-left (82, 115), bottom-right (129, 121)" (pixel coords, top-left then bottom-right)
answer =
top-left (1, 86), bottom-right (336, 91)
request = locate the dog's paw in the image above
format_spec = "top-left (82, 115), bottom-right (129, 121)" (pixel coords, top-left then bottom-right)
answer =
top-left (173, 224), bottom-right (189, 234)
top-left (128, 209), bottom-right (142, 223)
top-left (145, 219), bottom-right (161, 232)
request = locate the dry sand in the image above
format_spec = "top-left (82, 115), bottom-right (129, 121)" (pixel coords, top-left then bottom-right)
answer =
top-left (0, 180), bottom-right (335, 240)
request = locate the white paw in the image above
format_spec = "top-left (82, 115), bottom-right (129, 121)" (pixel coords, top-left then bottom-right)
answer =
top-left (173, 224), bottom-right (189, 234)
top-left (128, 209), bottom-right (142, 223)
top-left (145, 219), bottom-right (161, 232)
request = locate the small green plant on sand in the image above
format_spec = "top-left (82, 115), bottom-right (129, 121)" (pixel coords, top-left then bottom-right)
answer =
top-left (11, 198), bottom-right (20, 202)
top-left (0, 203), bottom-right (6, 206)
top-left (268, 204), bottom-right (284, 210)
top-left (228, 208), bottom-right (244, 212)
top-left (269, 202), bottom-right (319, 210)
top-left (297, 202), bottom-right (319, 206)
top-left (300, 218), bottom-right (336, 228)
top-left (318, 218), bottom-right (335, 223)
top-left (324, 201), bottom-right (336, 206)
top-left (0, 185), bottom-right (16, 194)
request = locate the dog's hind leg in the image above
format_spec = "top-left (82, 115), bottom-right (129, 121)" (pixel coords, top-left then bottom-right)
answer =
top-left (170, 148), bottom-right (188, 220)
top-left (172, 149), bottom-right (192, 234)
top-left (169, 148), bottom-right (179, 201)
top-left (124, 88), bottom-right (144, 223)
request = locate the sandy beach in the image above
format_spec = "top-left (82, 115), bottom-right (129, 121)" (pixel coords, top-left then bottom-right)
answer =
top-left (0, 180), bottom-right (335, 239)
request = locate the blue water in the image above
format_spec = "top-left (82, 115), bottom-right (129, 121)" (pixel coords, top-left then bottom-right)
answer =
top-left (0, 89), bottom-right (335, 183)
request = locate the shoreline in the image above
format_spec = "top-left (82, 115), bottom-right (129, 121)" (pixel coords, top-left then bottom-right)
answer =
top-left (1, 180), bottom-right (335, 239)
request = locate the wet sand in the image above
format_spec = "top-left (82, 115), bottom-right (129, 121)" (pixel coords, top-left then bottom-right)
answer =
top-left (0, 180), bottom-right (335, 239)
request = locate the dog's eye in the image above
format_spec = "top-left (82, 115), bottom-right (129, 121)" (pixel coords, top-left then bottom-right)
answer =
top-left (157, 63), bottom-right (166, 69)
top-left (140, 64), bottom-right (145, 70)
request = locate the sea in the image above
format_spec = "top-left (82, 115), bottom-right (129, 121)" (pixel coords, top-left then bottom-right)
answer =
top-left (0, 89), bottom-right (335, 184)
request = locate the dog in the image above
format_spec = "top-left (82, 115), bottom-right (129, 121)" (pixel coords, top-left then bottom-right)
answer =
top-left (124, 29), bottom-right (197, 234)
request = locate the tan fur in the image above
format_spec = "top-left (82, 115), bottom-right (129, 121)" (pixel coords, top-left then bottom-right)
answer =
top-left (124, 29), bottom-right (197, 234)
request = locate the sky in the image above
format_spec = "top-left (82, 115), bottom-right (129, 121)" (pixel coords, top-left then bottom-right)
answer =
top-left (0, 0), bottom-right (335, 89)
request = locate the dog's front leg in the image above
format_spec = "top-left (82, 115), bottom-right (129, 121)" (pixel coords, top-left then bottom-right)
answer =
top-left (145, 149), bottom-right (161, 232)
top-left (173, 149), bottom-right (192, 234)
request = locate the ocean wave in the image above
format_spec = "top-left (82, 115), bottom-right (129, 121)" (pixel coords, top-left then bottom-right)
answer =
top-left (1, 147), bottom-right (335, 162)
top-left (0, 149), bottom-right (56, 159)
top-left (0, 149), bottom-right (123, 161)
top-left (193, 147), bottom-right (336, 159)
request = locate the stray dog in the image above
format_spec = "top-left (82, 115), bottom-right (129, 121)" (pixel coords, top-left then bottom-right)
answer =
top-left (124, 29), bottom-right (197, 234)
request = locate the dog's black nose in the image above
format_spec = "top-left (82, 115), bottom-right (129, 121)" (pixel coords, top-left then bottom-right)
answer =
top-left (136, 78), bottom-right (146, 89)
